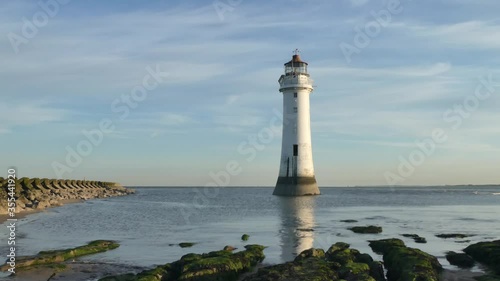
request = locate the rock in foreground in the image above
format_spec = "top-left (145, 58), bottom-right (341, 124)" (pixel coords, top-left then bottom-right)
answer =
top-left (100, 244), bottom-right (266, 281)
top-left (369, 238), bottom-right (442, 281)
top-left (445, 251), bottom-right (475, 268)
top-left (244, 243), bottom-right (385, 281)
top-left (464, 240), bottom-right (500, 275)
top-left (0, 240), bottom-right (119, 271)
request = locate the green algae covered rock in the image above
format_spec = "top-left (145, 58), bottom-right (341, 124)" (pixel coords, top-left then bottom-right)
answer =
top-left (100, 245), bottom-right (266, 281)
top-left (294, 248), bottom-right (325, 261)
top-left (349, 225), bottom-right (383, 234)
top-left (244, 243), bottom-right (382, 281)
top-left (0, 240), bottom-right (119, 271)
top-left (368, 239), bottom-right (405, 254)
top-left (464, 240), bottom-right (500, 275)
top-left (243, 252), bottom-right (339, 281)
top-left (241, 234), bottom-right (250, 241)
top-left (369, 238), bottom-right (442, 281)
top-left (325, 243), bottom-right (379, 281)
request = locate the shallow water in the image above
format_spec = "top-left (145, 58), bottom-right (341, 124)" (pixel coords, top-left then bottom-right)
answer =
top-left (1, 186), bottom-right (499, 278)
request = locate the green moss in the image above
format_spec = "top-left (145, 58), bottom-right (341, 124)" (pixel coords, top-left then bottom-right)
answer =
top-left (464, 240), bottom-right (500, 275)
top-left (369, 239), bottom-right (442, 281)
top-left (294, 248), bottom-right (325, 261)
top-left (243, 256), bottom-right (339, 281)
top-left (349, 226), bottom-right (382, 234)
top-left (241, 234), bottom-right (250, 241)
top-left (368, 238), bottom-right (405, 254)
top-left (100, 245), bottom-right (265, 281)
top-left (2, 240), bottom-right (119, 271)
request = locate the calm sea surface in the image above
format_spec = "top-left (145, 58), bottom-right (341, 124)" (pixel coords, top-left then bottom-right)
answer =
top-left (1, 186), bottom-right (500, 276)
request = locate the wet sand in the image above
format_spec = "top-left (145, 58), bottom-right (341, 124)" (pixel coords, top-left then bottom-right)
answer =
top-left (0, 199), bottom-right (83, 224)
top-left (2, 262), bottom-right (144, 281)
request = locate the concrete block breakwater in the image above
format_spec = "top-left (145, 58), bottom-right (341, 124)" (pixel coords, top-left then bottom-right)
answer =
top-left (0, 177), bottom-right (134, 215)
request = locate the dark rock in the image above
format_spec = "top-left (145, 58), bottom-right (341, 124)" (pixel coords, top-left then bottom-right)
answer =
top-left (297, 228), bottom-right (314, 232)
top-left (475, 275), bottom-right (500, 281)
top-left (401, 234), bottom-right (427, 244)
top-left (436, 233), bottom-right (474, 239)
top-left (349, 225), bottom-right (383, 234)
top-left (445, 251), bottom-right (475, 268)
top-left (464, 240), bottom-right (500, 275)
top-left (356, 253), bottom-right (374, 264)
top-left (369, 261), bottom-right (386, 281)
top-left (340, 219), bottom-right (358, 223)
top-left (401, 234), bottom-right (419, 238)
top-left (242, 234), bottom-right (250, 241)
top-left (414, 237), bottom-right (427, 244)
top-left (179, 242), bottom-right (196, 248)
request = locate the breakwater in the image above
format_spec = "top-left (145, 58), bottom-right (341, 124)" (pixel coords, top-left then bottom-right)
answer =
top-left (0, 177), bottom-right (134, 215)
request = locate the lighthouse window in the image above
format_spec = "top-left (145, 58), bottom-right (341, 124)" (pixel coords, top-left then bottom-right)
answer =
top-left (293, 145), bottom-right (298, 156)
top-left (293, 107), bottom-right (297, 113)
top-left (294, 93), bottom-right (297, 98)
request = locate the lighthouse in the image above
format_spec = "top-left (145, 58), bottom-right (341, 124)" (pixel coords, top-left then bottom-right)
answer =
top-left (273, 50), bottom-right (320, 196)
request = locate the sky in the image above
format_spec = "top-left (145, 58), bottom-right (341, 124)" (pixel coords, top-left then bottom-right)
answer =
top-left (1, 0), bottom-right (500, 186)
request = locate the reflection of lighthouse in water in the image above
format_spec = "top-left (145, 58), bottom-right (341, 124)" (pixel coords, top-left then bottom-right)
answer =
top-left (278, 197), bottom-right (316, 261)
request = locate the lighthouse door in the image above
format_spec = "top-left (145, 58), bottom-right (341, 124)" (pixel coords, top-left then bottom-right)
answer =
top-left (293, 145), bottom-right (298, 177)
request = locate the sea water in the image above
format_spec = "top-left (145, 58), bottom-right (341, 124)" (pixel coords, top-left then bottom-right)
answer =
top-left (1, 186), bottom-right (499, 275)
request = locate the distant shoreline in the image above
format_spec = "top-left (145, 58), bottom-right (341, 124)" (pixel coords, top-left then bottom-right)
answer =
top-left (0, 178), bottom-right (135, 224)
top-left (129, 184), bottom-right (500, 188)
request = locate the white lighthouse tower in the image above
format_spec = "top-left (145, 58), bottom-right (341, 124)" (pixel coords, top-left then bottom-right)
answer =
top-left (273, 50), bottom-right (320, 196)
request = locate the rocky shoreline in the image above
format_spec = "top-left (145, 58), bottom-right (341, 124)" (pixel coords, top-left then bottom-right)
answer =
top-left (2, 239), bottom-right (499, 281)
top-left (0, 177), bottom-right (134, 219)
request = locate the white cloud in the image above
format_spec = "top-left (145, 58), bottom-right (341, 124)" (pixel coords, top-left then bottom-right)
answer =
top-left (0, 102), bottom-right (66, 133)
top-left (394, 21), bottom-right (500, 49)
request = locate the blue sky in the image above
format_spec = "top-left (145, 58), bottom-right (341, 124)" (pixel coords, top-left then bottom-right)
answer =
top-left (1, 0), bottom-right (500, 186)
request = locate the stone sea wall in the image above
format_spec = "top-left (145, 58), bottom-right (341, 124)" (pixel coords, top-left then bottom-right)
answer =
top-left (0, 177), bottom-right (134, 215)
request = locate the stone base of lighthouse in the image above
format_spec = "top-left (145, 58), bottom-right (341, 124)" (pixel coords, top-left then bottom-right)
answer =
top-left (273, 176), bottom-right (320, 196)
